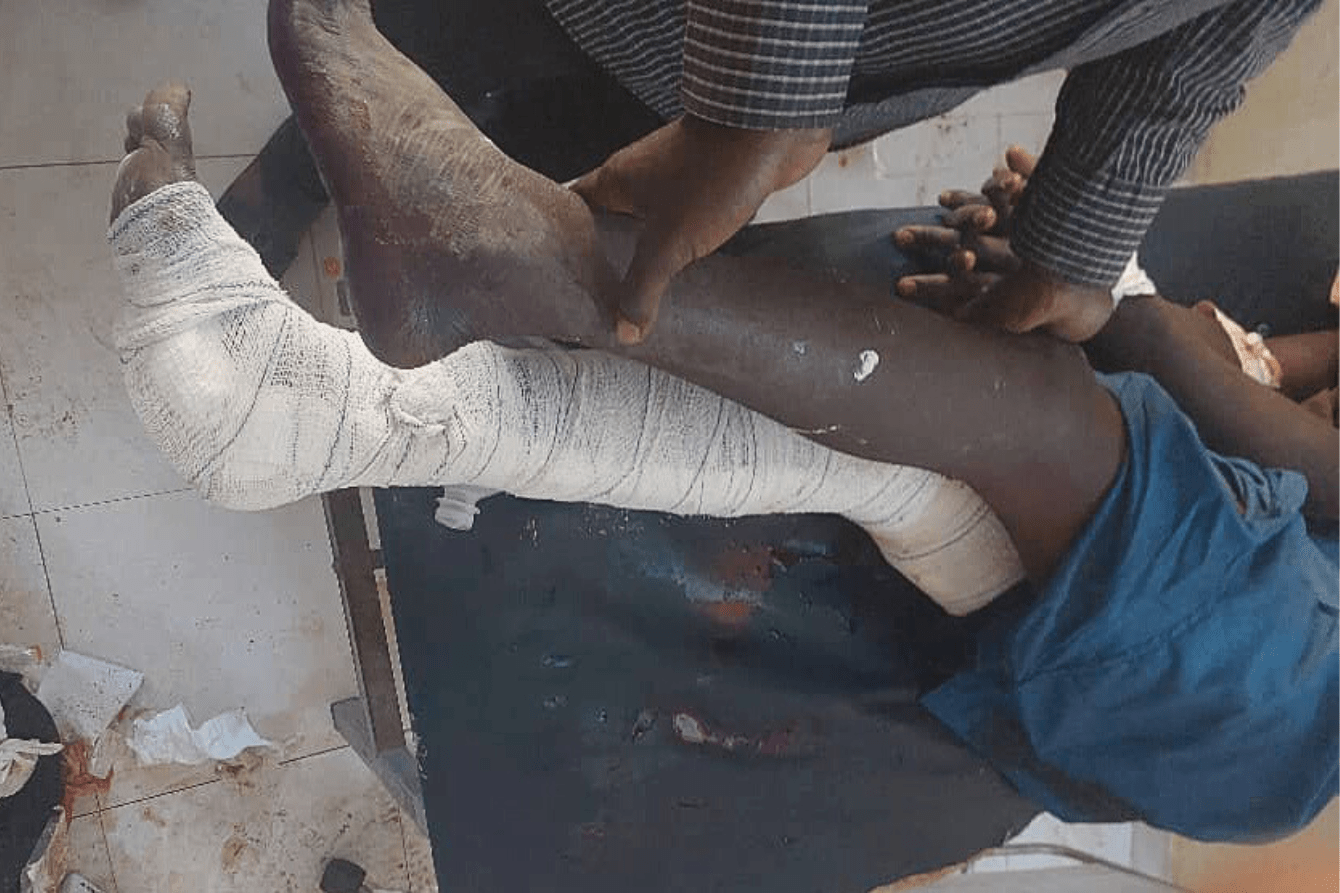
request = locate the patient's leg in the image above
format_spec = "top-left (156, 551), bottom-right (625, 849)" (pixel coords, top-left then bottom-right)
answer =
top-left (266, 0), bottom-right (616, 366)
top-left (265, 0), bottom-right (1124, 580)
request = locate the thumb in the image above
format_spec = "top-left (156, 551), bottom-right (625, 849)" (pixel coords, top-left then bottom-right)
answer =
top-left (615, 222), bottom-right (698, 344)
top-left (1005, 145), bottom-right (1038, 178)
top-left (570, 162), bottom-right (641, 217)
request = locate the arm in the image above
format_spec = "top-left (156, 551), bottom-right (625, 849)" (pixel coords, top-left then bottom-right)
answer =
top-left (573, 0), bottom-right (868, 341)
top-left (679, 0), bottom-right (867, 129)
top-left (1014, 0), bottom-right (1322, 291)
top-left (897, 153), bottom-right (1338, 519)
top-left (968, 0), bottom-right (1323, 341)
top-left (1267, 329), bottom-right (1339, 401)
top-left (1088, 296), bottom-right (1339, 520)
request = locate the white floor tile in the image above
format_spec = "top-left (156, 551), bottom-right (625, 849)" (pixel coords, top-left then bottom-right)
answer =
top-left (809, 144), bottom-right (922, 213)
top-left (0, 402), bottom-right (30, 518)
top-left (978, 812), bottom-right (1137, 872)
top-left (874, 114), bottom-right (1000, 182)
top-left (0, 515), bottom-right (60, 657)
top-left (0, 0), bottom-right (288, 167)
top-left (36, 489), bottom-right (355, 806)
top-left (871, 123), bottom-right (926, 179)
top-left (0, 159), bottom-right (244, 512)
top-left (753, 178), bottom-right (812, 224)
top-left (1128, 823), bottom-right (1173, 881)
top-left (67, 812), bottom-right (120, 893)
top-left (951, 71), bottom-right (1067, 118)
top-left (915, 115), bottom-right (1002, 175)
top-left (101, 748), bottom-right (407, 893)
top-left (998, 113), bottom-right (1058, 159)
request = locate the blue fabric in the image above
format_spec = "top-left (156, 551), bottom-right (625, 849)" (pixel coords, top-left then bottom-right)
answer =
top-left (923, 371), bottom-right (1338, 843)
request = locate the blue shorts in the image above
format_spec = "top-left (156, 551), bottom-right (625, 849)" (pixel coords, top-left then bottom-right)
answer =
top-left (923, 372), bottom-right (1338, 842)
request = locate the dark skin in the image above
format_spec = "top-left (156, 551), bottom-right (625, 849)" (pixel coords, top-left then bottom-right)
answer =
top-left (114, 0), bottom-right (1327, 591)
top-left (895, 148), bottom-right (1340, 520)
top-left (570, 116), bottom-right (832, 345)
top-left (570, 121), bottom-right (1110, 346)
top-left (114, 0), bottom-right (1124, 585)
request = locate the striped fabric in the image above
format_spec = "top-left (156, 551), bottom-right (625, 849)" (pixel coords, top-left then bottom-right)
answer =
top-left (545, 0), bottom-right (1319, 286)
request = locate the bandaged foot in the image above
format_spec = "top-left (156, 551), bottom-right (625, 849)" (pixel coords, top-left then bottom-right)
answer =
top-left (267, 0), bottom-right (614, 366)
top-left (112, 36), bottom-right (1025, 615)
top-left (110, 179), bottom-right (1022, 615)
top-left (111, 84), bottom-right (197, 223)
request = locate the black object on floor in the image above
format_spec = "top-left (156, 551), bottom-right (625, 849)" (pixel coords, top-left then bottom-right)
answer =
top-left (215, 118), bottom-right (331, 280)
top-left (0, 673), bottom-right (62, 893)
top-left (319, 857), bottom-right (368, 893)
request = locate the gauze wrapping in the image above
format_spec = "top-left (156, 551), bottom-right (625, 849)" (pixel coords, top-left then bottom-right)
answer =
top-left (109, 181), bottom-right (1024, 615)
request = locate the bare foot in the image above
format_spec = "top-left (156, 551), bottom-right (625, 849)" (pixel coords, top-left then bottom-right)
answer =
top-left (267, 0), bottom-right (616, 365)
top-left (111, 84), bottom-right (197, 223)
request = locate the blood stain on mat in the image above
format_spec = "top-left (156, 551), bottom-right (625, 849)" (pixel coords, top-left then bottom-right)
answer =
top-left (698, 600), bottom-right (756, 628)
top-left (713, 544), bottom-right (777, 593)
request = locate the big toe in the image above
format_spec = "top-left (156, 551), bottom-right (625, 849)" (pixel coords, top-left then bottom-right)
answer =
top-left (138, 83), bottom-right (195, 175)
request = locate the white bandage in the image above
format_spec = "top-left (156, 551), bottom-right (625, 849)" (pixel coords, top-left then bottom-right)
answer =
top-left (110, 181), bottom-right (1024, 615)
top-left (1109, 257), bottom-right (1285, 387)
top-left (1110, 253), bottom-right (1157, 306)
top-left (1209, 306), bottom-right (1282, 389)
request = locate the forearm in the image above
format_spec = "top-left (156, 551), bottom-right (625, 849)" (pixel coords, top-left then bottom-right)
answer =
top-left (680, 0), bottom-right (866, 129)
top-left (1091, 296), bottom-right (1338, 519)
top-left (1267, 330), bottom-right (1339, 401)
top-left (1014, 0), bottom-right (1322, 288)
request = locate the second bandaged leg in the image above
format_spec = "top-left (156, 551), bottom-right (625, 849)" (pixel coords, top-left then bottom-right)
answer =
top-left (111, 177), bottom-right (1021, 615)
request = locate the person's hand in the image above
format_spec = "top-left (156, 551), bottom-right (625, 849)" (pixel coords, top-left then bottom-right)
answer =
top-left (936, 144), bottom-right (1035, 234)
top-left (961, 262), bottom-right (1116, 342)
top-left (893, 146), bottom-right (1113, 342)
top-left (572, 115), bottom-right (831, 344)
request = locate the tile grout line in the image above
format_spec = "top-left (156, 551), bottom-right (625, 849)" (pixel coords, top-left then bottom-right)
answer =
top-left (0, 153), bottom-right (256, 173)
top-left (99, 774), bottom-right (224, 812)
top-left (32, 485), bottom-right (195, 516)
top-left (27, 521), bottom-right (66, 650)
top-left (0, 358), bottom-right (37, 518)
top-left (91, 809), bottom-right (123, 893)
top-left (277, 742), bottom-right (350, 766)
top-left (397, 806), bottom-right (417, 893)
top-left (0, 366), bottom-right (66, 650)
top-left (94, 743), bottom-right (353, 815)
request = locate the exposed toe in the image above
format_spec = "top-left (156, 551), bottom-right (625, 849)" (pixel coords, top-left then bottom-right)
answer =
top-left (137, 83), bottom-right (195, 179)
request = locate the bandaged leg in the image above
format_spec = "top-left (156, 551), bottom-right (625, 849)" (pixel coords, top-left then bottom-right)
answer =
top-left (111, 182), bottom-right (1023, 615)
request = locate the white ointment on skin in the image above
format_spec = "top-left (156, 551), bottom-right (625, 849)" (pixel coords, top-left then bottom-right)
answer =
top-left (853, 350), bottom-right (879, 382)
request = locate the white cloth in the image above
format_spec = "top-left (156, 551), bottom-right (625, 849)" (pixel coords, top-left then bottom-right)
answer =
top-left (1209, 306), bottom-right (1282, 389)
top-left (1110, 252), bottom-right (1157, 305)
top-left (109, 181), bottom-right (1024, 615)
top-left (0, 703), bottom-right (64, 799)
top-left (1110, 256), bottom-right (1285, 386)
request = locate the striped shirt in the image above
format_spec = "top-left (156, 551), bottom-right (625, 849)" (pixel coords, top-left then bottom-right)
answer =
top-left (544, 0), bottom-right (1320, 287)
